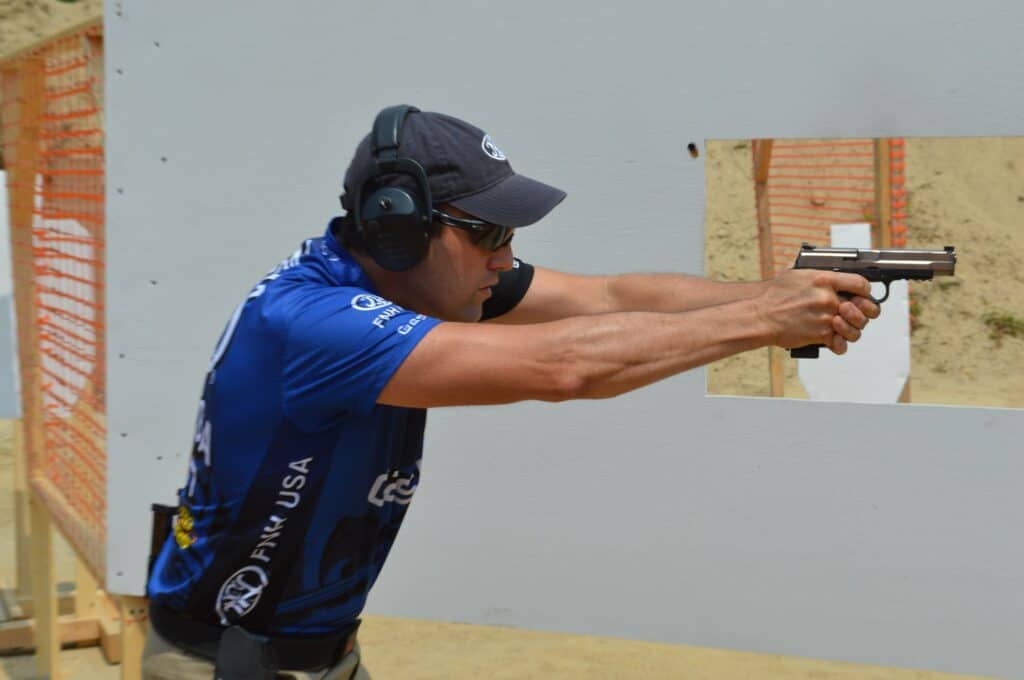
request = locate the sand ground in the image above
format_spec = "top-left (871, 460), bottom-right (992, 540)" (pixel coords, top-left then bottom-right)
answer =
top-left (0, 0), bottom-right (100, 63)
top-left (0, 2), bottom-right (1017, 678)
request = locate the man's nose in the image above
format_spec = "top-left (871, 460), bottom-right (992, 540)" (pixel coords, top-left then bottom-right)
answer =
top-left (488, 245), bottom-right (515, 272)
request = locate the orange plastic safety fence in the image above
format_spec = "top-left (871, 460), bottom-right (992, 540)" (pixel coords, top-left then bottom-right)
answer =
top-left (756, 138), bottom-right (907, 277)
top-left (1, 27), bottom-right (106, 580)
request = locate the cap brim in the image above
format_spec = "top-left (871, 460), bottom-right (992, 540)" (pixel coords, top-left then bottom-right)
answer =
top-left (449, 173), bottom-right (566, 228)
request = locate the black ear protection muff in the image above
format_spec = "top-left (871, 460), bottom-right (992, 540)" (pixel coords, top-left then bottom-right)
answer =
top-left (347, 105), bottom-right (433, 272)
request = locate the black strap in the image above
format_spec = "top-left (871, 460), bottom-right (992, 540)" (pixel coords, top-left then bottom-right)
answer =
top-left (148, 503), bottom-right (177, 581)
top-left (151, 603), bottom-right (358, 672)
top-left (481, 259), bottom-right (535, 320)
top-left (371, 105), bottom-right (419, 159)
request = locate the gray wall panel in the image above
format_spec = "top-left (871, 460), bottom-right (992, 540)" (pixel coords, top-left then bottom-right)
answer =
top-left (0, 296), bottom-right (19, 418)
top-left (106, 2), bottom-right (1024, 676)
top-left (0, 173), bottom-right (19, 418)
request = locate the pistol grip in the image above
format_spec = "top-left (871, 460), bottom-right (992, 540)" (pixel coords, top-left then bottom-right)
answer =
top-left (790, 344), bottom-right (822, 359)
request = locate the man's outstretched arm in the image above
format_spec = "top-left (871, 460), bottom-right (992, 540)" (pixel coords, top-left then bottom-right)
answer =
top-left (379, 269), bottom-right (878, 409)
top-left (490, 266), bottom-right (770, 324)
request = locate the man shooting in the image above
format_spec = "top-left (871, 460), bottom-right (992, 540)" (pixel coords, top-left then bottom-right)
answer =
top-left (143, 106), bottom-right (879, 679)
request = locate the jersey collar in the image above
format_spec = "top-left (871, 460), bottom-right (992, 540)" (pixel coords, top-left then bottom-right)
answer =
top-left (322, 220), bottom-right (378, 293)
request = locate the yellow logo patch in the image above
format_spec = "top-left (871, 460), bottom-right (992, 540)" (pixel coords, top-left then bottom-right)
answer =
top-left (174, 505), bottom-right (197, 549)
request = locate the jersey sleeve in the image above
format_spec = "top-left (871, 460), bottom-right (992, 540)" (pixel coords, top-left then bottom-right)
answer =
top-left (480, 258), bottom-right (534, 321)
top-left (281, 288), bottom-right (441, 429)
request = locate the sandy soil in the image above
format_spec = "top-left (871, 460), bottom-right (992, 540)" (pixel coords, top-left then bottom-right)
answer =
top-left (0, 0), bottom-right (100, 63)
top-left (705, 138), bottom-right (1024, 409)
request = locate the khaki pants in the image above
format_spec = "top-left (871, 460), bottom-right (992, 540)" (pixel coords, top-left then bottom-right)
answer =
top-left (142, 624), bottom-right (371, 680)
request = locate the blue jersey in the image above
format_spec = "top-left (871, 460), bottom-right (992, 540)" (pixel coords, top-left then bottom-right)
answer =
top-left (147, 226), bottom-right (442, 635)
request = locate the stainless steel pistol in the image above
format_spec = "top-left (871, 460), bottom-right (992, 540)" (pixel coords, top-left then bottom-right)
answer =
top-left (789, 243), bottom-right (957, 358)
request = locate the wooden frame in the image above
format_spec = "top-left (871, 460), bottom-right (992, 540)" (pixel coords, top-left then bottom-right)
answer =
top-left (752, 138), bottom-right (785, 397)
top-left (8, 420), bottom-right (32, 605)
top-left (0, 495), bottom-right (147, 678)
top-left (2, 24), bottom-right (148, 680)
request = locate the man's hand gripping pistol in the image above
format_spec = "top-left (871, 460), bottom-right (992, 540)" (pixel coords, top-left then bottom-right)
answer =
top-left (790, 243), bottom-right (957, 358)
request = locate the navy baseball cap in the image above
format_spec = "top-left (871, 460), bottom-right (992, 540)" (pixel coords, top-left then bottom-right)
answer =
top-left (341, 110), bottom-right (566, 228)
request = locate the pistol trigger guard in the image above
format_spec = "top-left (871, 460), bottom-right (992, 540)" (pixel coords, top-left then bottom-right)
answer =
top-left (871, 281), bottom-right (891, 305)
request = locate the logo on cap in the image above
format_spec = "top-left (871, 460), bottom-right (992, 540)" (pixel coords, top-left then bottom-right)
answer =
top-left (481, 134), bottom-right (506, 161)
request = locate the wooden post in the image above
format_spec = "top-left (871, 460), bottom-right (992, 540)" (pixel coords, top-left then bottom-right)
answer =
top-left (81, 31), bottom-right (108, 417)
top-left (874, 138), bottom-right (911, 402)
top-left (75, 556), bottom-right (100, 620)
top-left (753, 139), bottom-right (775, 279)
top-left (29, 493), bottom-right (60, 678)
top-left (0, 548), bottom-right (113, 660)
top-left (753, 139), bottom-right (784, 396)
top-left (82, 33), bottom-right (105, 131)
top-left (11, 419), bottom-right (33, 601)
top-left (119, 595), bottom-right (149, 680)
top-left (0, 418), bottom-right (34, 618)
top-left (873, 138), bottom-right (892, 249)
top-left (3, 58), bottom-right (49, 515)
top-left (3, 56), bottom-right (51, 633)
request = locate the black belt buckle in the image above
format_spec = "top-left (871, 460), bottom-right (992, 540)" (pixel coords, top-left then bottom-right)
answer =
top-left (213, 625), bottom-right (279, 680)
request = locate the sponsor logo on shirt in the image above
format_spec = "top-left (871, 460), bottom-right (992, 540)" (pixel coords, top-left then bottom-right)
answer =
top-left (351, 294), bottom-right (392, 311)
top-left (213, 455), bottom-right (314, 625)
top-left (215, 565), bottom-right (268, 623)
top-left (370, 306), bottom-right (404, 329)
top-left (368, 460), bottom-right (421, 507)
top-left (174, 506), bottom-right (197, 549)
top-left (351, 294), bottom-right (407, 328)
top-left (397, 314), bottom-right (427, 336)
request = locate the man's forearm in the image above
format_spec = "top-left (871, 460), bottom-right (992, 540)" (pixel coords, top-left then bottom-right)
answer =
top-left (547, 298), bottom-right (773, 400)
top-left (605, 272), bottom-right (768, 314)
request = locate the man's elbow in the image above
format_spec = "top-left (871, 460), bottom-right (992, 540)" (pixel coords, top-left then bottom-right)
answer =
top-left (538, 359), bottom-right (625, 402)
top-left (522, 323), bottom-right (618, 402)
top-left (533, 362), bottom-right (588, 402)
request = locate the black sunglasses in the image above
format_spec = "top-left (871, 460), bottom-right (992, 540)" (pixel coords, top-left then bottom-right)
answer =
top-left (432, 209), bottom-right (514, 251)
